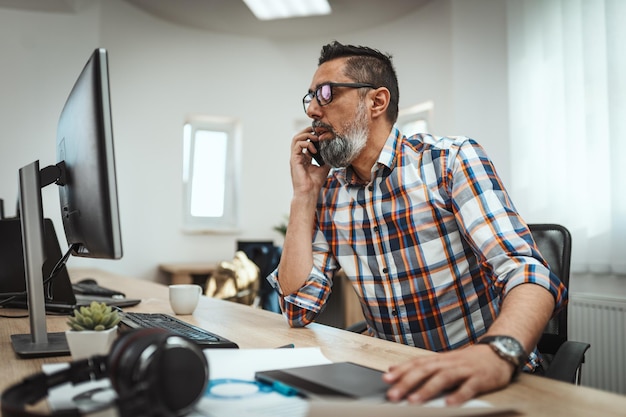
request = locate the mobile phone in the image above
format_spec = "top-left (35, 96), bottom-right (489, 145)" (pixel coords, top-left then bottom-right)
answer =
top-left (310, 140), bottom-right (325, 166)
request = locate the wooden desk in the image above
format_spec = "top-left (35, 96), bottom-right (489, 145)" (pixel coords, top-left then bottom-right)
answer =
top-left (2, 269), bottom-right (625, 416)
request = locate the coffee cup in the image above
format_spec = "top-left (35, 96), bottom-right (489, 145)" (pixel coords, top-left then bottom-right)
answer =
top-left (169, 284), bottom-right (202, 315)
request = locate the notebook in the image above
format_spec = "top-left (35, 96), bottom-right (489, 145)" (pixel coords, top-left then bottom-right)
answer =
top-left (255, 362), bottom-right (390, 400)
top-left (0, 218), bottom-right (140, 313)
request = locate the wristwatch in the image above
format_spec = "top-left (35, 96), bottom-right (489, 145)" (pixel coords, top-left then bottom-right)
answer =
top-left (477, 336), bottom-right (527, 380)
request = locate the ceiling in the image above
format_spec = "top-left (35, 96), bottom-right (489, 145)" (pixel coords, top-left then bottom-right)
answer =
top-left (0, 0), bottom-right (432, 40)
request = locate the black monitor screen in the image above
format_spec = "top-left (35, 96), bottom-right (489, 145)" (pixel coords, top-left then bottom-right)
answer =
top-left (57, 48), bottom-right (122, 259)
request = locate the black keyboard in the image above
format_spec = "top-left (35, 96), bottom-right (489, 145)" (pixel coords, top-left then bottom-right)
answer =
top-left (72, 278), bottom-right (125, 298)
top-left (119, 312), bottom-right (238, 349)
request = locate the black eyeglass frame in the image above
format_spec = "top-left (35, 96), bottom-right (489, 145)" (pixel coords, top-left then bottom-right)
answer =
top-left (302, 82), bottom-right (376, 113)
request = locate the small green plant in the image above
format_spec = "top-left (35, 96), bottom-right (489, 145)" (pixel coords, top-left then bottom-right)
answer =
top-left (67, 301), bottom-right (121, 331)
top-left (273, 214), bottom-right (289, 236)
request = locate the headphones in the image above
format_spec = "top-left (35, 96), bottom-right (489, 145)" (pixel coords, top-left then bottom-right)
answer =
top-left (1, 328), bottom-right (209, 417)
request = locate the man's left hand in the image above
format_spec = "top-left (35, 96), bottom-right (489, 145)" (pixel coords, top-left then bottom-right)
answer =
top-left (383, 343), bottom-right (515, 405)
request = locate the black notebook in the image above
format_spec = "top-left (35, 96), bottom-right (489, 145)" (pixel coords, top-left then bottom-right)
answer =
top-left (255, 362), bottom-right (389, 400)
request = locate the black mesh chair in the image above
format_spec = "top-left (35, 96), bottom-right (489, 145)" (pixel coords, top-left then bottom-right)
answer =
top-left (347, 223), bottom-right (590, 384)
top-left (527, 224), bottom-right (590, 383)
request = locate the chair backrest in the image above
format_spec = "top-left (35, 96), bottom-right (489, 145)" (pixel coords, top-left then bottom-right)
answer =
top-left (528, 223), bottom-right (572, 351)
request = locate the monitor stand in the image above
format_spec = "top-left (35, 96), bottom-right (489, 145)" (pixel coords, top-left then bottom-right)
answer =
top-left (11, 161), bottom-right (70, 358)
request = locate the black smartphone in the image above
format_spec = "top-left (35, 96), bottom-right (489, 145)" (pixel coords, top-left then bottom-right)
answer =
top-left (311, 140), bottom-right (325, 166)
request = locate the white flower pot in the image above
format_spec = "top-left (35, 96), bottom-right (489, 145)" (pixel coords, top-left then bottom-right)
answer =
top-left (65, 326), bottom-right (118, 360)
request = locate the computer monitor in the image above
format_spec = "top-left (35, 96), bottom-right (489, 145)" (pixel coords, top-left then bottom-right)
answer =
top-left (57, 49), bottom-right (122, 259)
top-left (0, 218), bottom-right (75, 308)
top-left (11, 48), bottom-right (123, 357)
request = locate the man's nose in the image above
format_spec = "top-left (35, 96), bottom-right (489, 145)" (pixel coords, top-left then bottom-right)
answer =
top-left (306, 98), bottom-right (322, 119)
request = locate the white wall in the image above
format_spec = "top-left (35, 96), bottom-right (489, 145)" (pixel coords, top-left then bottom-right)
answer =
top-left (0, 0), bottom-right (510, 281)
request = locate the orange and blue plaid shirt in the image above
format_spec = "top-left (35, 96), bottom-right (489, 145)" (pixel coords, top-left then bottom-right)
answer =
top-left (268, 128), bottom-right (567, 367)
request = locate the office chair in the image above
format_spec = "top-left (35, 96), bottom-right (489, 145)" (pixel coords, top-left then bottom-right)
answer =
top-left (527, 223), bottom-right (590, 384)
top-left (346, 223), bottom-right (590, 384)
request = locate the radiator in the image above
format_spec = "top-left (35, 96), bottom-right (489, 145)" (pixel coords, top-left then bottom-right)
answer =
top-left (568, 294), bottom-right (626, 395)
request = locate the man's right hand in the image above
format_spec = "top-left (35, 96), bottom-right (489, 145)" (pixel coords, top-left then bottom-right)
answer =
top-left (290, 126), bottom-right (331, 197)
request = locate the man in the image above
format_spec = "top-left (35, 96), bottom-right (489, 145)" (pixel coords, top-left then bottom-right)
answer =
top-left (267, 41), bottom-right (567, 405)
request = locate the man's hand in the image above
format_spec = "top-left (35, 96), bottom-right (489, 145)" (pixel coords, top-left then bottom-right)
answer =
top-left (290, 126), bottom-right (331, 196)
top-left (383, 344), bottom-right (515, 405)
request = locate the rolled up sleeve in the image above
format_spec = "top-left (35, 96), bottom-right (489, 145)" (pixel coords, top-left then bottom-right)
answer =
top-left (266, 265), bottom-right (332, 327)
top-left (450, 138), bottom-right (568, 314)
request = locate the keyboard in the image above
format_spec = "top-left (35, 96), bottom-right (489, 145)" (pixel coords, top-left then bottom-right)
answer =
top-left (72, 278), bottom-right (125, 298)
top-left (119, 312), bottom-right (239, 349)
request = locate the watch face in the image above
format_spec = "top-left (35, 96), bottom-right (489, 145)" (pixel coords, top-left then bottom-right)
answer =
top-left (496, 337), bottom-right (520, 355)
top-left (478, 336), bottom-right (526, 378)
top-left (491, 336), bottom-right (524, 367)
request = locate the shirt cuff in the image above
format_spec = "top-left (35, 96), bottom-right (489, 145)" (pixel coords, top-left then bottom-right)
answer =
top-left (266, 265), bottom-right (331, 314)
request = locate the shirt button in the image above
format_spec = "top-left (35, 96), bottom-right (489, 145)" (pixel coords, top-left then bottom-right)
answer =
top-left (368, 185), bottom-right (374, 191)
top-left (382, 267), bottom-right (388, 273)
top-left (392, 310), bottom-right (398, 316)
top-left (373, 226), bottom-right (379, 233)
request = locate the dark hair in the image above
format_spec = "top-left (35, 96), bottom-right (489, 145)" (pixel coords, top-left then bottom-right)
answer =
top-left (319, 41), bottom-right (399, 124)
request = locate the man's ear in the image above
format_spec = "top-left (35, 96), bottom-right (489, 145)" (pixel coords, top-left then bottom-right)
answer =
top-left (369, 87), bottom-right (390, 120)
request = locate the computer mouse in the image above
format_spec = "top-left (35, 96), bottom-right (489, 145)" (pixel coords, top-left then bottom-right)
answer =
top-left (77, 278), bottom-right (98, 285)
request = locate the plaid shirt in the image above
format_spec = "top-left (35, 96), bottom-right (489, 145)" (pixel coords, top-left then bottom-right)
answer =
top-left (269, 128), bottom-right (567, 365)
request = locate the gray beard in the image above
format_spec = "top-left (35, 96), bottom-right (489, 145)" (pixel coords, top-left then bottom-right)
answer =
top-left (319, 102), bottom-right (369, 168)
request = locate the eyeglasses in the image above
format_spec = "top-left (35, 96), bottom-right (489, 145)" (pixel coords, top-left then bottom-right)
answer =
top-left (302, 82), bottom-right (376, 113)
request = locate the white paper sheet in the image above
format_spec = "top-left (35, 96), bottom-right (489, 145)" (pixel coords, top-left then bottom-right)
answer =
top-left (190, 347), bottom-right (331, 417)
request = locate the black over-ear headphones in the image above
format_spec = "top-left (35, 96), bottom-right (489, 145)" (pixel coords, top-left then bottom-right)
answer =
top-left (1, 328), bottom-right (209, 417)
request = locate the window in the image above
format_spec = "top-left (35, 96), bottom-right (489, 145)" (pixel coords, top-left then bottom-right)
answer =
top-left (182, 115), bottom-right (240, 232)
top-left (397, 100), bottom-right (433, 135)
top-left (507, 0), bottom-right (626, 274)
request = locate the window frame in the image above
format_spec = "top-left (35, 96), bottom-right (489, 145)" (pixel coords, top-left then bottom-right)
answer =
top-left (182, 114), bottom-right (241, 233)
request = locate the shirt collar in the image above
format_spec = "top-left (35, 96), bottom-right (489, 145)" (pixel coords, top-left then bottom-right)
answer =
top-left (378, 126), bottom-right (402, 171)
top-left (330, 127), bottom-right (402, 186)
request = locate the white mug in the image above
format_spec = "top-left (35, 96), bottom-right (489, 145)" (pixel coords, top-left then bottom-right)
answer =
top-left (169, 284), bottom-right (202, 315)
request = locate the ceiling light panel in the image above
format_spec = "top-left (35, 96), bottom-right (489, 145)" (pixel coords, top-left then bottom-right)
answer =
top-left (243, 0), bottom-right (332, 21)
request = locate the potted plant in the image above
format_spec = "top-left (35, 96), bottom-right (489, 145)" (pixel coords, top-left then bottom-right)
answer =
top-left (65, 301), bottom-right (121, 360)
